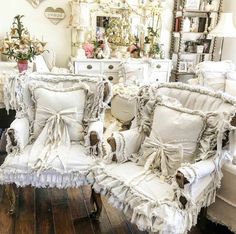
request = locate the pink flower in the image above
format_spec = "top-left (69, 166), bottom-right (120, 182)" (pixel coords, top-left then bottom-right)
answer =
top-left (83, 43), bottom-right (94, 58)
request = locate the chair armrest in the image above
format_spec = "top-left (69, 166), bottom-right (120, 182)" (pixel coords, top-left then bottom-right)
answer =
top-left (85, 120), bottom-right (103, 157)
top-left (107, 127), bottom-right (143, 163)
top-left (175, 158), bottom-right (216, 208)
top-left (6, 117), bottom-right (30, 154)
top-left (176, 158), bottom-right (215, 189)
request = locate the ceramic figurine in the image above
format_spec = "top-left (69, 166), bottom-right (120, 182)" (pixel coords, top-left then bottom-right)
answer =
top-left (103, 37), bottom-right (111, 59)
top-left (95, 47), bottom-right (104, 59)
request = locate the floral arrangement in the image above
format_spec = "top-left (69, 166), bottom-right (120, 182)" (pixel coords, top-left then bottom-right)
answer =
top-left (105, 17), bottom-right (135, 46)
top-left (83, 39), bottom-right (111, 59)
top-left (0, 15), bottom-right (46, 62)
top-left (83, 42), bottom-right (94, 58)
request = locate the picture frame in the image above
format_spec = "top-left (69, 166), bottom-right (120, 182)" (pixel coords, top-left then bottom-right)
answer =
top-left (185, 0), bottom-right (201, 10)
top-left (179, 61), bottom-right (187, 72)
top-left (200, 39), bottom-right (212, 53)
top-left (187, 61), bottom-right (194, 72)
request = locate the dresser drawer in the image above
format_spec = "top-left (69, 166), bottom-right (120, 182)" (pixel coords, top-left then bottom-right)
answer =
top-left (150, 72), bottom-right (167, 83)
top-left (104, 72), bottom-right (120, 84)
top-left (74, 61), bottom-right (101, 73)
top-left (152, 61), bottom-right (170, 72)
top-left (103, 61), bottom-right (121, 72)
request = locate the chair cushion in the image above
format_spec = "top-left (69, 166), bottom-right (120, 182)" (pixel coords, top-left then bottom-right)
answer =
top-left (138, 102), bottom-right (205, 176)
top-left (0, 143), bottom-right (95, 188)
top-left (91, 161), bottom-right (191, 234)
top-left (30, 83), bottom-right (89, 141)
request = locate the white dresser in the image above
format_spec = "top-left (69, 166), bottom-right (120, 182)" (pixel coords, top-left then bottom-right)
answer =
top-left (72, 58), bottom-right (172, 84)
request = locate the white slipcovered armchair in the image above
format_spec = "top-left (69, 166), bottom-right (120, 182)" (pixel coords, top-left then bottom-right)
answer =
top-left (0, 72), bottom-right (112, 217)
top-left (90, 83), bottom-right (236, 233)
top-left (188, 60), bottom-right (236, 92)
top-left (188, 60), bottom-right (236, 232)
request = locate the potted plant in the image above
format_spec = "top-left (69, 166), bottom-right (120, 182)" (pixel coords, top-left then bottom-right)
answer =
top-left (0, 15), bottom-right (46, 73)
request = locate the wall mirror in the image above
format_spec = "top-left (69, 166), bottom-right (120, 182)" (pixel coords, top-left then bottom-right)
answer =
top-left (91, 11), bottom-right (121, 40)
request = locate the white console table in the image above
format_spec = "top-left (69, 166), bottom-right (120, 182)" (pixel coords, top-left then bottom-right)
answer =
top-left (71, 58), bottom-right (172, 84)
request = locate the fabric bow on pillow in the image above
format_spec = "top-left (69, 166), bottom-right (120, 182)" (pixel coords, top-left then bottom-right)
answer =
top-left (137, 100), bottom-right (206, 178)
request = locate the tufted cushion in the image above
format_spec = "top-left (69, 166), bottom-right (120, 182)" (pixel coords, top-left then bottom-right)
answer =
top-left (155, 85), bottom-right (236, 113)
top-left (138, 102), bottom-right (205, 176)
top-left (30, 83), bottom-right (89, 141)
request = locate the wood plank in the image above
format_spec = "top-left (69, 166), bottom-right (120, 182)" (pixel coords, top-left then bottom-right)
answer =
top-left (81, 186), bottom-right (113, 234)
top-left (14, 186), bottom-right (35, 234)
top-left (50, 188), bottom-right (75, 234)
top-left (101, 196), bottom-right (133, 234)
top-left (69, 187), bottom-right (95, 234)
top-left (35, 188), bottom-right (54, 234)
top-left (0, 186), bottom-right (15, 234)
top-left (67, 188), bottom-right (87, 219)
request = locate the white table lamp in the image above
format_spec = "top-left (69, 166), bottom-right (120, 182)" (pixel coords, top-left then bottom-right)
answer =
top-left (209, 13), bottom-right (236, 60)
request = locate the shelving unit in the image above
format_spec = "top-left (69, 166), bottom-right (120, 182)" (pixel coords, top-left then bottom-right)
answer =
top-left (170, 0), bottom-right (223, 81)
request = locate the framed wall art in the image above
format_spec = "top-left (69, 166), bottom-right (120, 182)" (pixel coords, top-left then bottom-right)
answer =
top-left (179, 61), bottom-right (187, 72)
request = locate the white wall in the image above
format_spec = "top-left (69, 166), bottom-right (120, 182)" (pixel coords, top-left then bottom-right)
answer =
top-left (0, 0), bottom-right (173, 67)
top-left (0, 0), bottom-right (71, 67)
top-left (222, 0), bottom-right (236, 64)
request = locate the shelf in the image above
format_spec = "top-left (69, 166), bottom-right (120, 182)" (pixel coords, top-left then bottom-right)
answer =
top-left (172, 70), bottom-right (195, 75)
top-left (172, 52), bottom-right (211, 55)
top-left (172, 0), bottom-right (222, 81)
top-left (173, 31), bottom-right (207, 34)
top-left (174, 10), bottom-right (219, 14)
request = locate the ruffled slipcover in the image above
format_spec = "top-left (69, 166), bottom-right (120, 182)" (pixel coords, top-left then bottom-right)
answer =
top-left (0, 73), bottom-right (109, 188)
top-left (1, 143), bottom-right (96, 188)
top-left (92, 82), bottom-right (236, 234)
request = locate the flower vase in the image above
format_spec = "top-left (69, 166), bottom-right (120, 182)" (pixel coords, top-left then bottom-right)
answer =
top-left (17, 60), bottom-right (28, 73)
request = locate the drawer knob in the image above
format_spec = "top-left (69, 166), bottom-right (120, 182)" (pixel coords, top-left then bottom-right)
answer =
top-left (87, 65), bottom-right (93, 69)
top-left (108, 76), bottom-right (113, 81)
top-left (156, 78), bottom-right (159, 81)
top-left (108, 65), bottom-right (114, 70)
top-left (156, 64), bottom-right (161, 69)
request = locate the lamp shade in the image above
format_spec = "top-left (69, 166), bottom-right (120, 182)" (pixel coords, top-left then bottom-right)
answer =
top-left (209, 13), bottom-right (236, 38)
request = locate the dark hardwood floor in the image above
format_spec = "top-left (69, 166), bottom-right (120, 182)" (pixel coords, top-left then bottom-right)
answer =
top-left (0, 184), bottom-right (233, 234)
top-left (0, 153), bottom-right (233, 234)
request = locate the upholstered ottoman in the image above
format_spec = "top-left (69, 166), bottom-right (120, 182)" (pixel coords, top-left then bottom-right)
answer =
top-left (111, 83), bottom-right (139, 123)
top-left (207, 162), bottom-right (236, 233)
